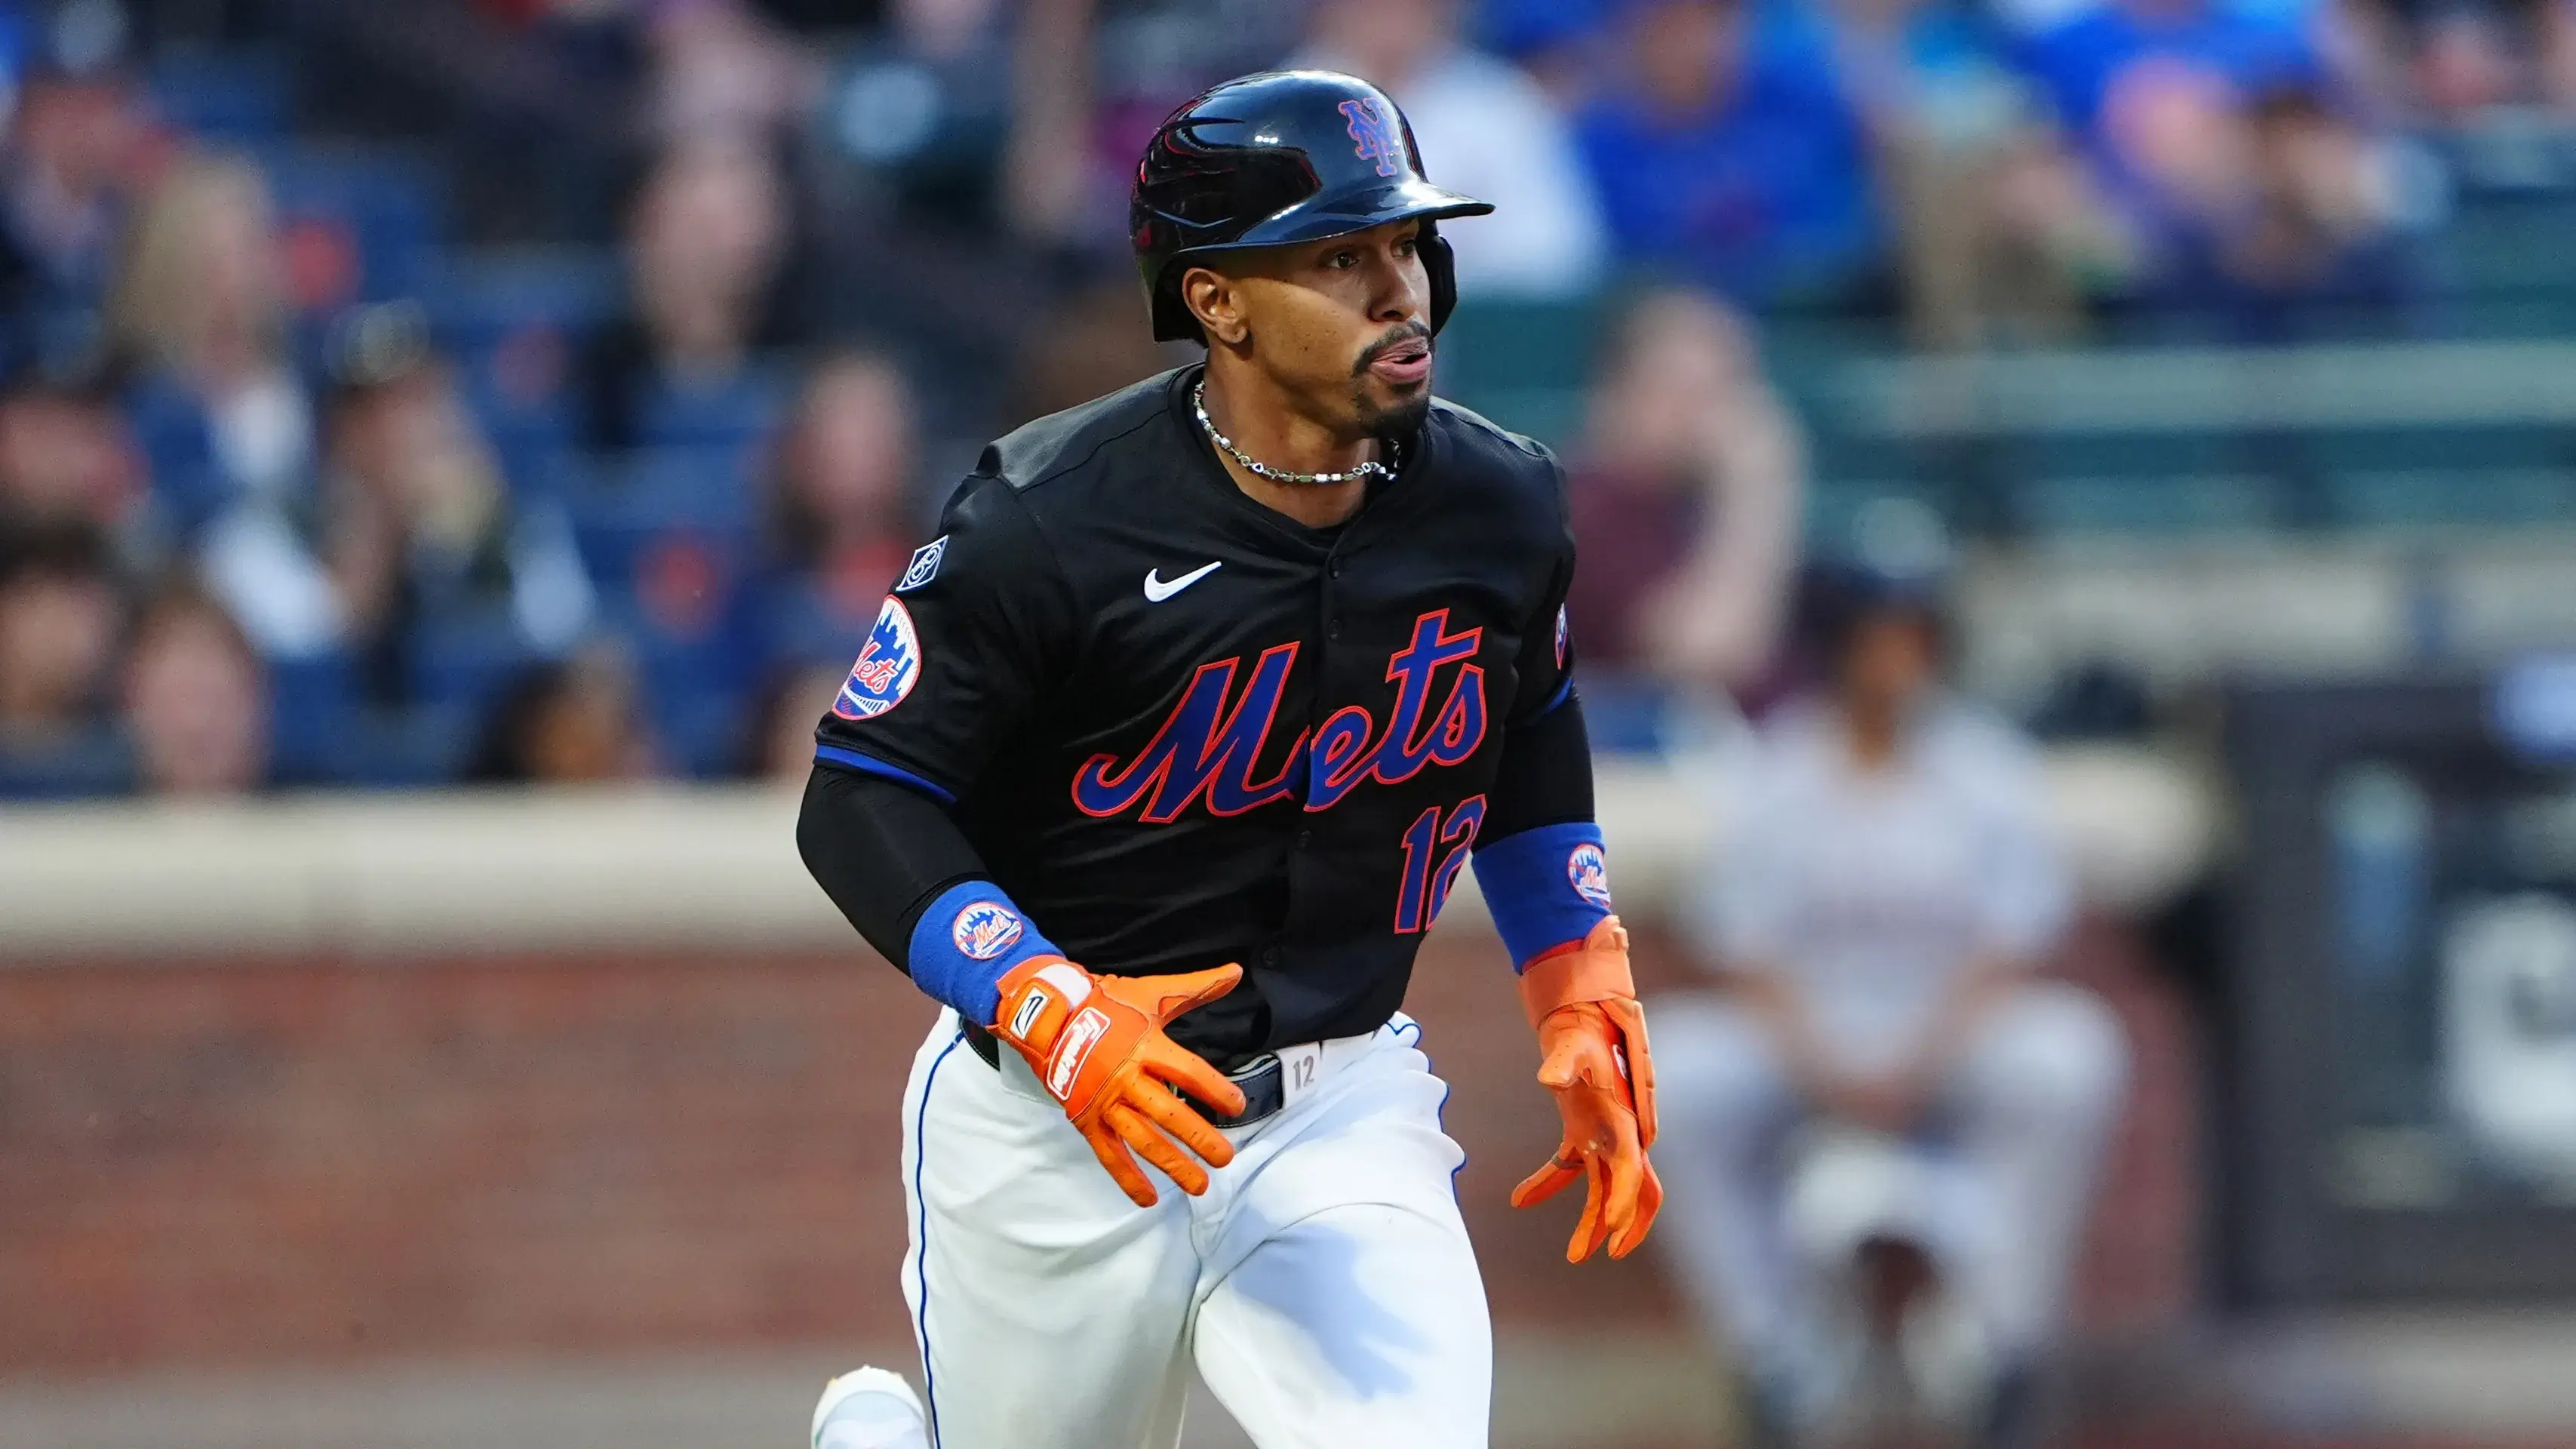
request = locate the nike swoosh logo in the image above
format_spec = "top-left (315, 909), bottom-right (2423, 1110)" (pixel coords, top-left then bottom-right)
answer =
top-left (1143, 561), bottom-right (1222, 602)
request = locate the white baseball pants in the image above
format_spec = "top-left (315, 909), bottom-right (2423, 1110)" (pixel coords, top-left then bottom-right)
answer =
top-left (896, 1008), bottom-right (1492, 1449)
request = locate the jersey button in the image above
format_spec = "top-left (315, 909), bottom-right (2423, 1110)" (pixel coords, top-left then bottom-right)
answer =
top-left (1294, 829), bottom-right (1312, 851)
top-left (1328, 559), bottom-right (1343, 578)
top-left (1327, 618), bottom-right (1342, 640)
top-left (1261, 946), bottom-right (1282, 966)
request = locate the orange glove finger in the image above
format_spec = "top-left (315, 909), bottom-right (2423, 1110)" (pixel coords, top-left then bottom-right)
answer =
top-left (1100, 962), bottom-right (1243, 1022)
top-left (1102, 1098), bottom-right (1210, 1197)
top-left (1567, 1152), bottom-right (1615, 1262)
top-left (1589, 1123), bottom-right (1645, 1263)
top-left (1609, 1157), bottom-right (1665, 1260)
top-left (1136, 1036), bottom-right (1247, 1121)
top-left (1127, 1074), bottom-right (1237, 1171)
top-left (1510, 1151), bottom-right (1582, 1209)
top-left (1077, 1114), bottom-right (1161, 1208)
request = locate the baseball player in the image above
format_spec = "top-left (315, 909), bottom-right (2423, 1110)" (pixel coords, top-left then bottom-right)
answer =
top-left (795, 71), bottom-right (1659, 1449)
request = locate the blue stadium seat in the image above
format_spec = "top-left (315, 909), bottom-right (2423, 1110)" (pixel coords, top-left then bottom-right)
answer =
top-left (564, 445), bottom-right (761, 587)
top-left (150, 47), bottom-right (291, 142)
top-left (319, 704), bottom-right (480, 789)
top-left (597, 583), bottom-right (760, 778)
top-left (266, 651), bottom-right (359, 785)
top-left (627, 366), bottom-right (789, 454)
top-left (408, 603), bottom-right (542, 721)
top-left (262, 143), bottom-right (448, 304)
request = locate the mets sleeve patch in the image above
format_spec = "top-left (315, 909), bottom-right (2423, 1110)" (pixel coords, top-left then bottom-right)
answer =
top-left (833, 595), bottom-right (924, 719)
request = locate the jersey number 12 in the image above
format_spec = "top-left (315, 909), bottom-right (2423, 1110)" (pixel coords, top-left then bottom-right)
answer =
top-left (1394, 795), bottom-right (1486, 935)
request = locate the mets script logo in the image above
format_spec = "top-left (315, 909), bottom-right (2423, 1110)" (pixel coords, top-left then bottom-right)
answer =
top-left (952, 900), bottom-right (1025, 961)
top-left (1073, 608), bottom-right (1486, 823)
top-left (833, 595), bottom-right (922, 719)
top-left (1568, 842), bottom-right (1612, 909)
top-left (1339, 97), bottom-right (1404, 179)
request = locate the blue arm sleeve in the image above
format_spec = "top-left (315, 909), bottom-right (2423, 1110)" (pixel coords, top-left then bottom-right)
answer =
top-left (907, 880), bottom-right (1066, 1026)
top-left (1471, 820), bottom-right (1614, 972)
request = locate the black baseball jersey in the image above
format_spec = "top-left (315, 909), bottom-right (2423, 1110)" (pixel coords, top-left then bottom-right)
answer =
top-left (813, 365), bottom-right (1575, 1058)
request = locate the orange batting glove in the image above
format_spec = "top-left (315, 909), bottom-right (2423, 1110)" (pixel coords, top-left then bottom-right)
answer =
top-left (1508, 916), bottom-right (1663, 1262)
top-left (990, 957), bottom-right (1248, 1208)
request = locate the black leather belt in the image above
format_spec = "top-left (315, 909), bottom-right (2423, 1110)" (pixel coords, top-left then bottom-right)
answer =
top-left (959, 1020), bottom-right (1286, 1128)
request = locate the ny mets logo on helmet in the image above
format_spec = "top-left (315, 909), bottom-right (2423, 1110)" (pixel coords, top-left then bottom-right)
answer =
top-left (1339, 97), bottom-right (1403, 178)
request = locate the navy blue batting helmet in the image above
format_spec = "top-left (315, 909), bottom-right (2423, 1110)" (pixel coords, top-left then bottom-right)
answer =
top-left (1130, 70), bottom-right (1493, 344)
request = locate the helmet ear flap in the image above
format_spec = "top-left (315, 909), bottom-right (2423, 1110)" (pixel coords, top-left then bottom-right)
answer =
top-left (1422, 223), bottom-right (1460, 337)
top-left (1151, 258), bottom-right (1206, 345)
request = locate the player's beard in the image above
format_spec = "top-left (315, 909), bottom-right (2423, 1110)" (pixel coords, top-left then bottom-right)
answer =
top-left (1353, 381), bottom-right (1431, 443)
top-left (1350, 321), bottom-right (1434, 443)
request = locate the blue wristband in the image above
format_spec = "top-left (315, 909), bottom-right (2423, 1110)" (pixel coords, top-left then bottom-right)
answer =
top-left (1471, 821), bottom-right (1614, 971)
top-left (908, 880), bottom-right (1064, 1025)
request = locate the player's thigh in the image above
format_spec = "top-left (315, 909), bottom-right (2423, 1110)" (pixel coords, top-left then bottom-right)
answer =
top-left (901, 1016), bottom-right (1198, 1449)
top-left (1193, 1197), bottom-right (1492, 1449)
top-left (1191, 1031), bottom-right (1491, 1447)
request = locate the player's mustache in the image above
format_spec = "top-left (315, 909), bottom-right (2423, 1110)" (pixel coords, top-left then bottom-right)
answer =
top-left (1354, 322), bottom-right (1434, 375)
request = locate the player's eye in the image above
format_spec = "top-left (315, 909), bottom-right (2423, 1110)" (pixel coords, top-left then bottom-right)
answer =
top-left (1326, 248), bottom-right (1357, 269)
top-left (1394, 236), bottom-right (1419, 258)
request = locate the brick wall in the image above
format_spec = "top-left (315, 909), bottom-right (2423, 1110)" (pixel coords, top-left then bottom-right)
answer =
top-left (0, 923), bottom-right (2193, 1373)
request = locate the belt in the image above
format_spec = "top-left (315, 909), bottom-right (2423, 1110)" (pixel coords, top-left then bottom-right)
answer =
top-left (960, 1020), bottom-right (1288, 1127)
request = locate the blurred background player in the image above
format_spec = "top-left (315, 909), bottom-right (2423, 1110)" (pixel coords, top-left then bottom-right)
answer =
top-left (1651, 546), bottom-right (2128, 1447)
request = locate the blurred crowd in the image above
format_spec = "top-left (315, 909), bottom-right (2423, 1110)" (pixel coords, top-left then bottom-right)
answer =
top-left (0, 0), bottom-right (2558, 797)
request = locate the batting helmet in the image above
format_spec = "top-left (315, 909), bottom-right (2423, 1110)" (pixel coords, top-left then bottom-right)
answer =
top-left (1130, 70), bottom-right (1493, 344)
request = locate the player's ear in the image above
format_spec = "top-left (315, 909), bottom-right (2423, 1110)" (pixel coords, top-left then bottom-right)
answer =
top-left (1182, 264), bottom-right (1250, 349)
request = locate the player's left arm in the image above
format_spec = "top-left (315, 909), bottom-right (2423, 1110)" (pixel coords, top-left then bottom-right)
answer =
top-left (1468, 518), bottom-right (1661, 1264)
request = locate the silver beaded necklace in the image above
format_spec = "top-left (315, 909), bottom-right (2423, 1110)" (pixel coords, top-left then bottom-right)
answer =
top-left (1194, 381), bottom-right (1399, 488)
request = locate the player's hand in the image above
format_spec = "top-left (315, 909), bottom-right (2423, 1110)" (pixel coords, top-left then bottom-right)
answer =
top-left (1511, 999), bottom-right (1663, 1261)
top-left (1507, 916), bottom-right (1661, 1262)
top-left (990, 957), bottom-right (1248, 1208)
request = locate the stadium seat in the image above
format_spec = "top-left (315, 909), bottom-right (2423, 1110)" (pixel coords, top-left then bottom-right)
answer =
top-left (2018, 474), bottom-right (2285, 538)
top-left (149, 46), bottom-right (291, 142)
top-left (628, 366), bottom-right (788, 454)
top-left (2323, 469), bottom-right (2576, 531)
top-left (564, 446), bottom-right (762, 589)
top-left (262, 143), bottom-right (448, 305)
top-left (408, 603), bottom-right (542, 721)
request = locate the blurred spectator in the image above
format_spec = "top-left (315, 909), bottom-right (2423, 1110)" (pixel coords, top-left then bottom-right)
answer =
top-left (470, 641), bottom-right (659, 783)
top-left (121, 580), bottom-right (271, 795)
top-left (320, 300), bottom-right (595, 709)
top-left (1474, 0), bottom-right (1618, 109)
top-left (0, 380), bottom-right (146, 533)
top-left (0, 31), bottom-right (160, 379)
top-left (0, 518), bottom-right (118, 749)
top-left (1003, 274), bottom-right (1185, 428)
top-left (766, 346), bottom-right (920, 609)
top-left (109, 152), bottom-right (340, 657)
top-left (2015, 0), bottom-right (2424, 332)
top-left (1574, 0), bottom-right (1882, 303)
top-left (646, 0), bottom-right (825, 146)
top-left (745, 657), bottom-right (846, 780)
top-left (576, 131), bottom-right (800, 453)
top-left (1650, 562), bottom-right (2126, 1444)
top-left (1563, 288), bottom-right (1802, 697)
top-left (1821, 0), bottom-right (2128, 344)
top-left (2015, 0), bottom-right (2319, 208)
top-left (828, 0), bottom-right (1016, 228)
top-left (1293, 0), bottom-right (1609, 297)
top-left (2184, 85), bottom-right (2416, 328)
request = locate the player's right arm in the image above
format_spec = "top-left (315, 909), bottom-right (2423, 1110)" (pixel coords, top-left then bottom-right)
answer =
top-left (794, 475), bottom-right (1244, 1206)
